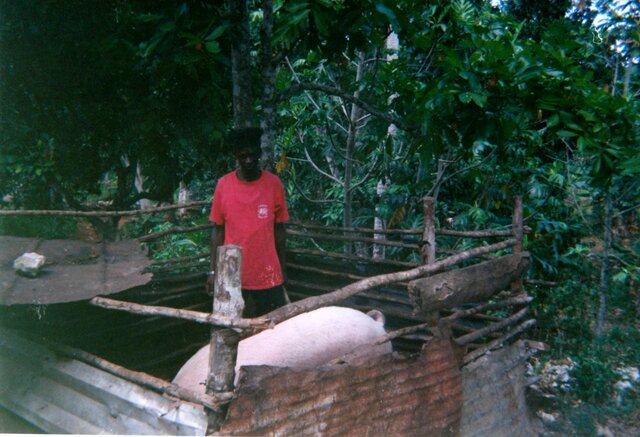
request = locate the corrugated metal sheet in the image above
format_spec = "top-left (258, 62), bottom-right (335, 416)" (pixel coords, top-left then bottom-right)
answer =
top-left (0, 328), bottom-right (208, 435)
top-left (219, 337), bottom-right (463, 436)
top-left (460, 340), bottom-right (535, 437)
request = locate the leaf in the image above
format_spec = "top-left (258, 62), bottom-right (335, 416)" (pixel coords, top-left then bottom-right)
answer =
top-left (577, 110), bottom-right (597, 122)
top-left (276, 152), bottom-right (289, 174)
top-left (205, 41), bottom-right (220, 53)
top-left (458, 92), bottom-right (473, 104)
top-left (621, 156), bottom-right (640, 176)
top-left (387, 204), bottom-right (407, 228)
top-left (375, 4), bottom-right (400, 31)
top-left (557, 130), bottom-right (577, 138)
top-left (160, 21), bottom-right (175, 33)
top-left (547, 113), bottom-right (560, 128)
top-left (205, 26), bottom-right (225, 41)
top-left (470, 92), bottom-right (487, 108)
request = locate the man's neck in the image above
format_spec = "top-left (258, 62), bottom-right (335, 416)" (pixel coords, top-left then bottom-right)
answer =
top-left (237, 169), bottom-right (262, 182)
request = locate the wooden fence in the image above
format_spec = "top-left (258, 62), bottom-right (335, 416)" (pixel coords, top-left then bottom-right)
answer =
top-left (1, 195), bottom-right (535, 432)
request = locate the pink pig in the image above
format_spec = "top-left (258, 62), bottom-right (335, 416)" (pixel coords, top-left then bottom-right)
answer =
top-left (172, 306), bottom-right (392, 393)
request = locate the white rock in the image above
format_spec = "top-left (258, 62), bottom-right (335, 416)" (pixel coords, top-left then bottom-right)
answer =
top-left (13, 252), bottom-right (46, 278)
top-left (536, 410), bottom-right (558, 424)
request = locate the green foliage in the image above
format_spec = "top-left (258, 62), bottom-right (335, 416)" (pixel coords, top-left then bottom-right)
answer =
top-left (0, 1), bottom-right (638, 419)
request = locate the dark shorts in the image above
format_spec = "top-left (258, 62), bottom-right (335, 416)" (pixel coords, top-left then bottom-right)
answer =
top-left (242, 285), bottom-right (286, 318)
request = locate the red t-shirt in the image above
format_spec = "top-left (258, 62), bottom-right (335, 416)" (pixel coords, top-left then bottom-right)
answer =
top-left (209, 170), bottom-right (289, 290)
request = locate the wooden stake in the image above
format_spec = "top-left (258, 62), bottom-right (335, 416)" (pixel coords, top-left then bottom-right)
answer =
top-left (206, 245), bottom-right (243, 433)
top-left (511, 196), bottom-right (525, 294)
top-left (421, 196), bottom-right (436, 265)
top-left (512, 196), bottom-right (524, 254)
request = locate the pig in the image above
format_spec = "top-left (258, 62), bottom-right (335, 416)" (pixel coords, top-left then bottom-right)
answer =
top-left (172, 306), bottom-right (392, 393)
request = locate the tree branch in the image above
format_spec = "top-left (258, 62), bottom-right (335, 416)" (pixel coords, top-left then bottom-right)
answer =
top-left (349, 157), bottom-right (380, 193)
top-left (286, 170), bottom-right (338, 204)
top-left (304, 147), bottom-right (343, 185)
top-left (283, 82), bottom-right (417, 132)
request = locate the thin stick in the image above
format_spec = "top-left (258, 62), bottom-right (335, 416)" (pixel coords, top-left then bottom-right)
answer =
top-left (462, 319), bottom-right (536, 365)
top-left (286, 229), bottom-right (420, 250)
top-left (287, 221), bottom-right (423, 236)
top-left (444, 295), bottom-right (533, 321)
top-left (89, 297), bottom-right (271, 330)
top-left (455, 307), bottom-right (529, 346)
top-left (286, 247), bottom-right (420, 268)
top-left (139, 223), bottom-right (214, 242)
top-left (48, 341), bottom-right (231, 411)
top-left (0, 201), bottom-right (210, 217)
top-left (286, 262), bottom-right (410, 287)
top-left (376, 322), bottom-right (435, 344)
top-left (436, 229), bottom-right (513, 237)
top-left (149, 253), bottom-right (210, 266)
top-left (146, 261), bottom-right (209, 274)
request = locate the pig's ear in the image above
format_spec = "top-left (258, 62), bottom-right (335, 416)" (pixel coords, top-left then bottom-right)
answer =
top-left (366, 309), bottom-right (386, 325)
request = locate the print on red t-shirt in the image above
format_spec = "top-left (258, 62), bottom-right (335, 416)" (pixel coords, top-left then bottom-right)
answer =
top-left (210, 170), bottom-right (289, 290)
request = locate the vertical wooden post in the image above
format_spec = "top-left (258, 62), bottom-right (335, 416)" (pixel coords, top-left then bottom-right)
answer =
top-left (421, 196), bottom-right (439, 324)
top-left (421, 196), bottom-right (436, 265)
top-left (511, 196), bottom-right (525, 294)
top-left (512, 196), bottom-right (524, 254)
top-left (206, 244), bottom-right (244, 432)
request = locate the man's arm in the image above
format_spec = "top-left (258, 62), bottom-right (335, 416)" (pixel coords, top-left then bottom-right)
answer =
top-left (208, 224), bottom-right (225, 294)
top-left (275, 222), bottom-right (287, 283)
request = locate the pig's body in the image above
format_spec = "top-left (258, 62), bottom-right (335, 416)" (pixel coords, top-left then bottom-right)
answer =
top-left (172, 306), bottom-right (392, 393)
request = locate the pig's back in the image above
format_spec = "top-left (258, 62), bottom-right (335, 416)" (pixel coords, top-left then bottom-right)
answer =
top-left (237, 306), bottom-right (389, 370)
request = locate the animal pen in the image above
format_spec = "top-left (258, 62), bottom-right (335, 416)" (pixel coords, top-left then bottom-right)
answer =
top-left (0, 196), bottom-right (540, 436)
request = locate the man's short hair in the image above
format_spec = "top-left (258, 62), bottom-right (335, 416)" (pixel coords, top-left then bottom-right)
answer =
top-left (227, 127), bottom-right (262, 154)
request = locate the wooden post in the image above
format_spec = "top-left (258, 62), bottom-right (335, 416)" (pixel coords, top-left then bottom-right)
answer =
top-left (511, 196), bottom-right (525, 294)
top-left (420, 196), bottom-right (438, 324)
top-left (421, 196), bottom-right (436, 265)
top-left (512, 196), bottom-right (524, 254)
top-left (206, 244), bottom-right (244, 433)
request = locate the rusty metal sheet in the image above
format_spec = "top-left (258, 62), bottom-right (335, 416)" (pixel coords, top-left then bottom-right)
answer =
top-left (0, 236), bottom-right (152, 305)
top-left (219, 337), bottom-right (463, 436)
top-left (460, 340), bottom-right (535, 437)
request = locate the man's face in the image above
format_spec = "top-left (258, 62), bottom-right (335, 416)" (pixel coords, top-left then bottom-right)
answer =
top-left (235, 146), bottom-right (261, 177)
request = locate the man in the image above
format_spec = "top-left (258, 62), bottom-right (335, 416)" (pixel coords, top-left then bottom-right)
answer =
top-left (208, 127), bottom-right (288, 318)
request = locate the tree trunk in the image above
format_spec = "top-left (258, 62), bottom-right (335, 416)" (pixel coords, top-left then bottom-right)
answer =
top-left (135, 162), bottom-right (152, 210)
top-left (373, 34), bottom-right (399, 260)
top-left (228, 0), bottom-right (253, 128)
top-left (373, 178), bottom-right (389, 259)
top-left (343, 51), bottom-right (366, 255)
top-left (260, 0), bottom-right (276, 170)
top-left (595, 192), bottom-right (613, 339)
top-left (177, 180), bottom-right (190, 217)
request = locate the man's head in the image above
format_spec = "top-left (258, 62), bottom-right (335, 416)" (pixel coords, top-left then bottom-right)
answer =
top-left (227, 128), bottom-right (262, 181)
